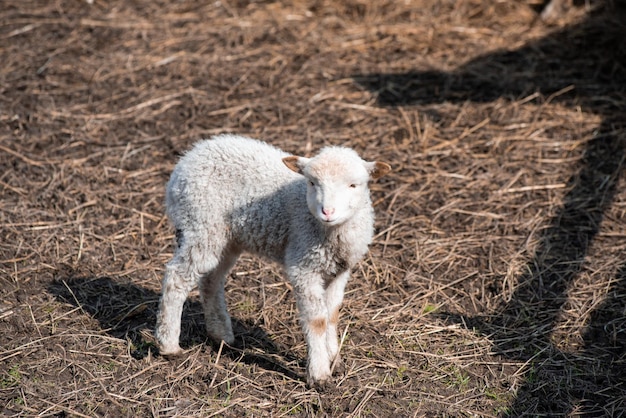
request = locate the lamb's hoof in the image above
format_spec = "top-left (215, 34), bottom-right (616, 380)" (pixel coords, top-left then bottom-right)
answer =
top-left (158, 346), bottom-right (184, 358)
top-left (307, 370), bottom-right (334, 391)
top-left (220, 335), bottom-right (235, 346)
top-left (307, 377), bottom-right (334, 392)
top-left (206, 330), bottom-right (235, 347)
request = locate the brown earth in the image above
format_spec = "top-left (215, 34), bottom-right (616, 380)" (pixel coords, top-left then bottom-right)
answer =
top-left (1, 0), bottom-right (625, 416)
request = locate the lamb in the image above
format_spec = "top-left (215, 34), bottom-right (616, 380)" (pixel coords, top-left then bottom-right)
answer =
top-left (155, 134), bottom-right (390, 386)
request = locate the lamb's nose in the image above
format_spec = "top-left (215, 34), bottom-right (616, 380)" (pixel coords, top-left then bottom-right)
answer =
top-left (322, 207), bottom-right (335, 216)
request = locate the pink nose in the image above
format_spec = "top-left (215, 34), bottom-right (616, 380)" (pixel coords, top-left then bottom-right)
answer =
top-left (322, 207), bottom-right (335, 217)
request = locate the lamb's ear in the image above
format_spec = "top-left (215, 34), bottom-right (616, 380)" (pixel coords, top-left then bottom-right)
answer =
top-left (367, 161), bottom-right (391, 179)
top-left (282, 156), bottom-right (308, 174)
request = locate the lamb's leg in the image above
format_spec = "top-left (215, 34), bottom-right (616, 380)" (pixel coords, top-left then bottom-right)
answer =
top-left (292, 275), bottom-right (332, 386)
top-left (324, 270), bottom-right (350, 373)
top-left (155, 254), bottom-right (200, 356)
top-left (199, 250), bottom-right (239, 345)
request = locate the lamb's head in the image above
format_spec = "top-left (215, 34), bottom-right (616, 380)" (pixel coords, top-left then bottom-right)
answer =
top-left (283, 147), bottom-right (390, 226)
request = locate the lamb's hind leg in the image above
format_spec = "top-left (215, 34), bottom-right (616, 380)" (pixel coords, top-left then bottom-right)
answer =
top-left (199, 249), bottom-right (239, 345)
top-left (155, 235), bottom-right (226, 355)
top-left (155, 252), bottom-right (202, 356)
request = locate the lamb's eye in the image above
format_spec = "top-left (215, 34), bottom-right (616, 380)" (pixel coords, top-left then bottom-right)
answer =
top-left (309, 181), bottom-right (315, 187)
top-left (349, 184), bottom-right (357, 188)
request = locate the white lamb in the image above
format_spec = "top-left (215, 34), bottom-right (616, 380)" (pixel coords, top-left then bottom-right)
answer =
top-left (155, 134), bottom-right (390, 386)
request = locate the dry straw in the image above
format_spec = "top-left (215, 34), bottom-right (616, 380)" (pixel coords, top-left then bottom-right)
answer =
top-left (1, 0), bottom-right (625, 416)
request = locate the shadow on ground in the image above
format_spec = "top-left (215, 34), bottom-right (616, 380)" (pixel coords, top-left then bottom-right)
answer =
top-left (48, 276), bottom-right (303, 381)
top-left (355, 1), bottom-right (626, 415)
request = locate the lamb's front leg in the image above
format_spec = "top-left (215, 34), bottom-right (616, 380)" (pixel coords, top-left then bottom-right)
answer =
top-left (325, 270), bottom-right (350, 372)
top-left (292, 275), bottom-right (333, 386)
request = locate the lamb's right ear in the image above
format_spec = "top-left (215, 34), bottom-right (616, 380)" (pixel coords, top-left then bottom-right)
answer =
top-left (368, 161), bottom-right (391, 179)
top-left (282, 156), bottom-right (308, 174)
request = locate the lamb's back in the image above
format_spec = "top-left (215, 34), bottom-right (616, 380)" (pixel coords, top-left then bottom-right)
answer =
top-left (166, 136), bottom-right (305, 257)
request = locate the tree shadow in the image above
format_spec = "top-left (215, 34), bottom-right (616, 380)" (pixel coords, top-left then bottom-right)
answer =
top-left (504, 263), bottom-right (626, 416)
top-left (355, 5), bottom-right (625, 110)
top-left (48, 276), bottom-right (303, 381)
top-left (464, 134), bottom-right (625, 415)
top-left (354, 1), bottom-right (626, 415)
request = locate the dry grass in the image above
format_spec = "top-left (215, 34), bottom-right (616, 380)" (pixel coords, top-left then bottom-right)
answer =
top-left (1, 0), bottom-right (625, 416)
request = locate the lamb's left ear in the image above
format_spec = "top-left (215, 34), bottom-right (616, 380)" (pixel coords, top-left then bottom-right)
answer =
top-left (367, 161), bottom-right (391, 179)
top-left (282, 156), bottom-right (309, 174)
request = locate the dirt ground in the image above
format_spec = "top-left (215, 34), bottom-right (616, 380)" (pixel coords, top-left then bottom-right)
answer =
top-left (1, 0), bottom-right (626, 416)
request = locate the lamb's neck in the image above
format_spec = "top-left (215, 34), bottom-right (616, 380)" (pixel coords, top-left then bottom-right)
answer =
top-left (321, 209), bottom-right (374, 264)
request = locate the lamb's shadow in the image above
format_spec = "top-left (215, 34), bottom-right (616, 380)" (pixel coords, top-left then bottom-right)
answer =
top-left (354, 1), bottom-right (626, 415)
top-left (48, 276), bottom-right (303, 380)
